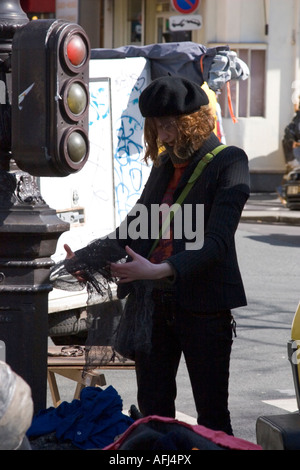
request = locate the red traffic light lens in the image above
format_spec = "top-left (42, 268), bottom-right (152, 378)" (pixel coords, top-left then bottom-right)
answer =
top-left (61, 28), bottom-right (90, 74)
top-left (67, 34), bottom-right (87, 67)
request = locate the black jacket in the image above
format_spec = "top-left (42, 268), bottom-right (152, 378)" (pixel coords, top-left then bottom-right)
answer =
top-left (78, 133), bottom-right (250, 313)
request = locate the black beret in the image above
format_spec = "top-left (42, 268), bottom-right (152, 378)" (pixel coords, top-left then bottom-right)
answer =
top-left (139, 75), bottom-right (209, 118)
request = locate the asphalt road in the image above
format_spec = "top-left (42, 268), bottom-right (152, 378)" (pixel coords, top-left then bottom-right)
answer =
top-left (228, 221), bottom-right (300, 443)
top-left (47, 220), bottom-right (300, 445)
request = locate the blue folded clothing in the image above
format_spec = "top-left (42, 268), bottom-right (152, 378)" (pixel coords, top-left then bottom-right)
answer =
top-left (27, 385), bottom-right (134, 449)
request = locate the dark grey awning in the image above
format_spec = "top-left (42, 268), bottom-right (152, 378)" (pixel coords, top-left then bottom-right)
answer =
top-left (91, 42), bottom-right (249, 91)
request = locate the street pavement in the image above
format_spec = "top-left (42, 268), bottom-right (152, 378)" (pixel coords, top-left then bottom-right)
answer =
top-left (241, 192), bottom-right (300, 225)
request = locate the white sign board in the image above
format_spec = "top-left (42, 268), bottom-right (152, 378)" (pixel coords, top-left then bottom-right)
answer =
top-left (169, 14), bottom-right (202, 31)
top-left (90, 58), bottom-right (151, 226)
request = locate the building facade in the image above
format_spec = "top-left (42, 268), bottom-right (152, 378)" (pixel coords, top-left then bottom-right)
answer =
top-left (20, 0), bottom-right (300, 191)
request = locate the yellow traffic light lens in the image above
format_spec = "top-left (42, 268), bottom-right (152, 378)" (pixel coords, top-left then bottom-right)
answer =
top-left (67, 131), bottom-right (87, 163)
top-left (67, 82), bottom-right (87, 116)
top-left (67, 34), bottom-right (87, 67)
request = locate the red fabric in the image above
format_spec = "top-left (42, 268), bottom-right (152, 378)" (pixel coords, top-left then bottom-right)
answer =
top-left (103, 415), bottom-right (262, 451)
top-left (226, 82), bottom-right (238, 124)
top-left (149, 163), bottom-right (188, 263)
top-left (21, 0), bottom-right (55, 13)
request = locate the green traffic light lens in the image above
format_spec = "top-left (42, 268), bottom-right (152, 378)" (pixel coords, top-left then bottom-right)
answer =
top-left (67, 82), bottom-right (87, 115)
top-left (67, 131), bottom-right (87, 163)
top-left (67, 34), bottom-right (87, 67)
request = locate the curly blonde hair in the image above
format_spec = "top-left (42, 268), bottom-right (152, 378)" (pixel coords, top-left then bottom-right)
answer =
top-left (143, 104), bottom-right (216, 166)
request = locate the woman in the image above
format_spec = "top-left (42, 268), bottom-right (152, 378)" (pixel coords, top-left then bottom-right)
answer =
top-left (65, 75), bottom-right (250, 435)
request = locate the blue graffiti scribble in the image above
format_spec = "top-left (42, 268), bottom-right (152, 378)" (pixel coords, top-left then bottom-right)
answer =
top-left (88, 72), bottom-right (150, 225)
top-left (112, 74), bottom-right (150, 223)
top-left (89, 86), bottom-right (110, 125)
top-left (116, 115), bottom-right (143, 163)
top-left (133, 76), bottom-right (146, 91)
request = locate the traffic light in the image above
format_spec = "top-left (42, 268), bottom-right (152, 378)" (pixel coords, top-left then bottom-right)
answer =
top-left (12, 19), bottom-right (90, 177)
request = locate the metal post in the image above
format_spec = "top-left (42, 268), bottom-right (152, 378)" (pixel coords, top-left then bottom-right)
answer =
top-left (0, 1), bottom-right (69, 412)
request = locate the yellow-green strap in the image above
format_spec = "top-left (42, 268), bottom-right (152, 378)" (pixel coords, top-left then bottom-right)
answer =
top-left (147, 144), bottom-right (227, 258)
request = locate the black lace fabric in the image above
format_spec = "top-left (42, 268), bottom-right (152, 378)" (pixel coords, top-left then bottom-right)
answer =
top-left (50, 237), bottom-right (154, 374)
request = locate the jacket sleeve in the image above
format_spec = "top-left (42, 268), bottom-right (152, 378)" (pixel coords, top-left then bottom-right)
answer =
top-left (166, 147), bottom-right (250, 282)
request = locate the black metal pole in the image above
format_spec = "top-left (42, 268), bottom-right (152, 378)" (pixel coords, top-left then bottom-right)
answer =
top-left (0, 1), bottom-right (69, 413)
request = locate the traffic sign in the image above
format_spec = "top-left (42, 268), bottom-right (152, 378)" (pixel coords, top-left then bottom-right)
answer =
top-left (171, 0), bottom-right (200, 14)
top-left (169, 14), bottom-right (202, 31)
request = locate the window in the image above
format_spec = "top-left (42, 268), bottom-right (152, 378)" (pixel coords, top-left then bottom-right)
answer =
top-left (218, 46), bottom-right (266, 118)
top-left (127, 0), bottom-right (143, 44)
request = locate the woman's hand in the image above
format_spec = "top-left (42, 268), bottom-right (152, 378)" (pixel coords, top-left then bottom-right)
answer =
top-left (63, 244), bottom-right (86, 282)
top-left (64, 244), bottom-right (75, 259)
top-left (109, 246), bottom-right (174, 283)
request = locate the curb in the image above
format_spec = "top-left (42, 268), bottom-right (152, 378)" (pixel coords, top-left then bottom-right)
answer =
top-left (241, 211), bottom-right (300, 225)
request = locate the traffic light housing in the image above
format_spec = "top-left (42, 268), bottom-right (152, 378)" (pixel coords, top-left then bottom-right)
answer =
top-left (12, 19), bottom-right (90, 177)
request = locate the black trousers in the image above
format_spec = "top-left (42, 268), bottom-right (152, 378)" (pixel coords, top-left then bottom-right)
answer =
top-left (134, 294), bottom-right (234, 435)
